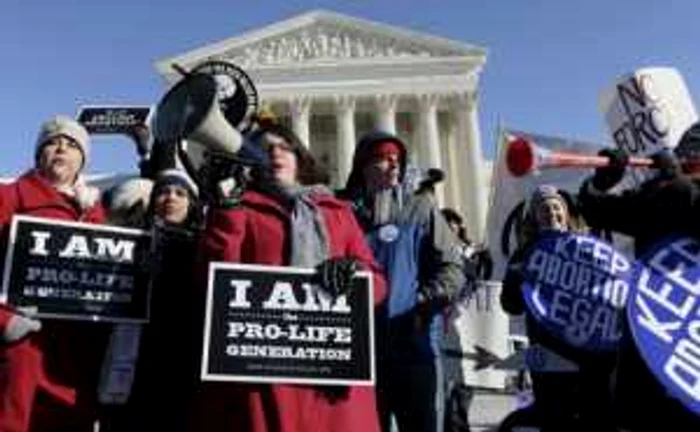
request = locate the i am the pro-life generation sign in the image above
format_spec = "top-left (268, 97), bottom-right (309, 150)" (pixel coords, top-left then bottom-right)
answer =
top-left (628, 236), bottom-right (700, 416)
top-left (522, 232), bottom-right (633, 352)
top-left (1, 216), bottom-right (151, 323)
top-left (201, 263), bottom-right (375, 386)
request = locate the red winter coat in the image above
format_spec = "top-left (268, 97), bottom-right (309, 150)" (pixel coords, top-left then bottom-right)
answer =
top-left (196, 189), bottom-right (386, 432)
top-left (0, 171), bottom-right (108, 432)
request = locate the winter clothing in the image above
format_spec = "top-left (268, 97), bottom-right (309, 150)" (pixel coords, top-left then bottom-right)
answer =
top-left (340, 131), bottom-right (465, 432)
top-left (35, 116), bottom-right (90, 164)
top-left (674, 120), bottom-right (700, 160)
top-left (500, 246), bottom-right (616, 432)
top-left (0, 170), bottom-right (108, 432)
top-left (579, 172), bottom-right (700, 430)
top-left (196, 187), bottom-right (387, 432)
top-left (154, 168), bottom-right (199, 199)
top-left (120, 223), bottom-right (199, 432)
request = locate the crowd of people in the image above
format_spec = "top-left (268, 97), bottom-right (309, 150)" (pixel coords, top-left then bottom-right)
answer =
top-left (0, 114), bottom-right (488, 432)
top-left (2, 108), bottom-right (700, 432)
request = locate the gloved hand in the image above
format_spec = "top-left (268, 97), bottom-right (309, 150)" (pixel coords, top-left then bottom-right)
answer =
top-left (591, 148), bottom-right (628, 191)
top-left (651, 149), bottom-right (681, 180)
top-left (314, 258), bottom-right (357, 298)
top-left (317, 385), bottom-right (350, 404)
top-left (3, 312), bottom-right (41, 343)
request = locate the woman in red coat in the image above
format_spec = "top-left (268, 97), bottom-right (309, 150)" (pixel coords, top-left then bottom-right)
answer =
top-left (0, 116), bottom-right (108, 432)
top-left (197, 124), bottom-right (386, 432)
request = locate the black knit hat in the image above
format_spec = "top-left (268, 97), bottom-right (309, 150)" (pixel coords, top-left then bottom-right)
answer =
top-left (674, 121), bottom-right (700, 160)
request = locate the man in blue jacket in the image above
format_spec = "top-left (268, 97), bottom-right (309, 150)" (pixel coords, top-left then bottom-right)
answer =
top-left (340, 131), bottom-right (466, 432)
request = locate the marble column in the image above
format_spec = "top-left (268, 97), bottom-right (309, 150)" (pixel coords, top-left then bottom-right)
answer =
top-left (453, 91), bottom-right (488, 242)
top-left (334, 96), bottom-right (356, 186)
top-left (289, 97), bottom-right (311, 147)
top-left (418, 93), bottom-right (444, 204)
top-left (375, 94), bottom-right (397, 135)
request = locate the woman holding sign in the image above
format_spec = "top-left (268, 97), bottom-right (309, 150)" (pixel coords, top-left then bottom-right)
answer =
top-left (198, 124), bottom-right (386, 432)
top-left (0, 116), bottom-right (108, 432)
top-left (500, 185), bottom-right (617, 432)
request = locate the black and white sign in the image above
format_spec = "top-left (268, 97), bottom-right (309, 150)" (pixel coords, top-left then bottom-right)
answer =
top-left (202, 263), bottom-right (375, 386)
top-left (190, 60), bottom-right (259, 132)
top-left (77, 106), bottom-right (152, 135)
top-left (1, 216), bottom-right (152, 323)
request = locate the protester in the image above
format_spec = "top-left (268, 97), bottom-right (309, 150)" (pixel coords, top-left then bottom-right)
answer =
top-left (0, 115), bottom-right (108, 431)
top-left (196, 123), bottom-right (387, 432)
top-left (578, 122), bottom-right (700, 431)
top-left (339, 131), bottom-right (465, 432)
top-left (500, 185), bottom-right (616, 432)
top-left (100, 169), bottom-right (202, 431)
top-left (441, 208), bottom-right (492, 281)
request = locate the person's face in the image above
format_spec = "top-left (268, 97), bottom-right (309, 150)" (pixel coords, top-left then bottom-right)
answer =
top-left (154, 184), bottom-right (190, 225)
top-left (263, 133), bottom-right (298, 186)
top-left (37, 135), bottom-right (83, 186)
top-left (535, 197), bottom-right (569, 231)
top-left (447, 220), bottom-right (462, 236)
top-left (363, 152), bottom-right (401, 191)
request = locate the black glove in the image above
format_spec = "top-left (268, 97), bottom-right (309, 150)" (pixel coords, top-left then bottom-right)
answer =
top-left (591, 148), bottom-right (628, 191)
top-left (317, 385), bottom-right (350, 404)
top-left (314, 258), bottom-right (357, 298)
top-left (651, 149), bottom-right (681, 180)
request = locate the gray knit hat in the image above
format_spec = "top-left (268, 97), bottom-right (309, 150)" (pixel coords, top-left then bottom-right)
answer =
top-left (529, 185), bottom-right (567, 212)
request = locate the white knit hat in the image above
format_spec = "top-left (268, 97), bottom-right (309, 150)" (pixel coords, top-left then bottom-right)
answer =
top-left (35, 115), bottom-right (90, 165)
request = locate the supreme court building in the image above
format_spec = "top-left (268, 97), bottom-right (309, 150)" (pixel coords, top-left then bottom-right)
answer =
top-left (155, 10), bottom-right (491, 240)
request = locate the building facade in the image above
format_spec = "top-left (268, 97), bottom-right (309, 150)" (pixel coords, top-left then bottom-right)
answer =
top-left (155, 10), bottom-right (491, 241)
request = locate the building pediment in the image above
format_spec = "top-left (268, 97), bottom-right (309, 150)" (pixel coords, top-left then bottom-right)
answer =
top-left (156, 10), bottom-right (486, 75)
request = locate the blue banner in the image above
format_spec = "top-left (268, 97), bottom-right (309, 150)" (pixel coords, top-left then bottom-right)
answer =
top-left (628, 236), bottom-right (700, 416)
top-left (522, 232), bottom-right (633, 352)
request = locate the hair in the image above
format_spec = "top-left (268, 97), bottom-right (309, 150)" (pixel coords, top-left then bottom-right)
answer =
top-left (441, 207), bottom-right (469, 243)
top-left (249, 123), bottom-right (329, 185)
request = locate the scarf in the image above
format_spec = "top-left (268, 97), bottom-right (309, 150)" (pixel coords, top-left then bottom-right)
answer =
top-left (259, 182), bottom-right (331, 267)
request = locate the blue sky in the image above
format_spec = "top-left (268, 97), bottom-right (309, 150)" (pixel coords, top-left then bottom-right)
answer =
top-left (1, 0), bottom-right (698, 176)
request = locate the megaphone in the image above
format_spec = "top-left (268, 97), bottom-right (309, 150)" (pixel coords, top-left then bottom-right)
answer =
top-left (152, 72), bottom-right (243, 158)
top-left (505, 135), bottom-right (653, 177)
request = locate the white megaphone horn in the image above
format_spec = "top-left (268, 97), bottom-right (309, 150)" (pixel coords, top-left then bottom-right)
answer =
top-left (505, 135), bottom-right (653, 178)
top-left (151, 70), bottom-right (243, 158)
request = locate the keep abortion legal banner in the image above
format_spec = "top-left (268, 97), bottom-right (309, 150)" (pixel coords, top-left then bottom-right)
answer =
top-left (628, 236), bottom-right (700, 416)
top-left (521, 232), bottom-right (633, 351)
top-left (201, 263), bottom-right (375, 386)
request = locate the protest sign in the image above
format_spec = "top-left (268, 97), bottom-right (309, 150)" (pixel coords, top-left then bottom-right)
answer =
top-left (443, 281), bottom-right (511, 389)
top-left (599, 67), bottom-right (698, 186)
top-left (521, 232), bottom-right (633, 351)
top-left (628, 236), bottom-right (700, 416)
top-left (77, 106), bottom-right (152, 135)
top-left (1, 216), bottom-right (151, 323)
top-left (201, 262), bottom-right (374, 386)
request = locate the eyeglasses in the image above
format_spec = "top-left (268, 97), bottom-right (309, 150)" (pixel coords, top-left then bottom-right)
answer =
top-left (43, 135), bottom-right (80, 150)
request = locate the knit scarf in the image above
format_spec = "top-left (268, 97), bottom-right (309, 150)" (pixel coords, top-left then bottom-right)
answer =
top-left (266, 183), bottom-right (331, 267)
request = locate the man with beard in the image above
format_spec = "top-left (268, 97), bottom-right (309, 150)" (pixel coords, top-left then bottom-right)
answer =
top-left (339, 131), bottom-right (465, 432)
